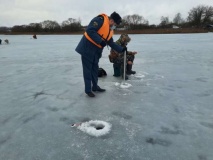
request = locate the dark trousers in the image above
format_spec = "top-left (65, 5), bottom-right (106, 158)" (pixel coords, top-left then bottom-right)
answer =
top-left (81, 56), bottom-right (99, 93)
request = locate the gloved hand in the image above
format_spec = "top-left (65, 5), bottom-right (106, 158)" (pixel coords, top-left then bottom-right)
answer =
top-left (122, 46), bottom-right (127, 52)
top-left (100, 41), bottom-right (106, 48)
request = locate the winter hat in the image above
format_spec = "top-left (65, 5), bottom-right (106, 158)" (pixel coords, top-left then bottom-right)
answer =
top-left (110, 12), bottom-right (122, 25)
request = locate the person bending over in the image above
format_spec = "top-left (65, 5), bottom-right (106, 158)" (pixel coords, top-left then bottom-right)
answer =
top-left (75, 12), bottom-right (127, 97)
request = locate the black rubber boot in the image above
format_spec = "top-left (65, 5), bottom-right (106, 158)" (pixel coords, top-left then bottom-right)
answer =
top-left (86, 92), bottom-right (95, 97)
top-left (126, 64), bottom-right (136, 75)
top-left (113, 63), bottom-right (121, 77)
top-left (92, 86), bottom-right (106, 92)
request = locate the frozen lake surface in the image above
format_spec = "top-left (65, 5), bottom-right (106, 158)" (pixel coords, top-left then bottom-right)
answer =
top-left (0, 33), bottom-right (213, 160)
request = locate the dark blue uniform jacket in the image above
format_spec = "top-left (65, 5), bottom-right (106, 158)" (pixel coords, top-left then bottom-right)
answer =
top-left (75, 16), bottom-right (123, 63)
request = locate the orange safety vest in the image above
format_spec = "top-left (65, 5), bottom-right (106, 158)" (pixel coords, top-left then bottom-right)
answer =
top-left (84, 14), bottom-right (114, 48)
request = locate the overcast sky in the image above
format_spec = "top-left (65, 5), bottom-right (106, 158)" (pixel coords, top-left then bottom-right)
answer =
top-left (0, 0), bottom-right (213, 27)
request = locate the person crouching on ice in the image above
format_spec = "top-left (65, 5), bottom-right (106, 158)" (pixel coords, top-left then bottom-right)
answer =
top-left (33, 34), bottom-right (37, 39)
top-left (109, 34), bottom-right (137, 80)
top-left (5, 39), bottom-right (9, 44)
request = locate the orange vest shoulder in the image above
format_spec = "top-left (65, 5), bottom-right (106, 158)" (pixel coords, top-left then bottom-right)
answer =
top-left (84, 13), bottom-right (114, 48)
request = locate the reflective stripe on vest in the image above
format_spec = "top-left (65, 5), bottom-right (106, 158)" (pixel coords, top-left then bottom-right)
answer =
top-left (84, 14), bottom-right (114, 48)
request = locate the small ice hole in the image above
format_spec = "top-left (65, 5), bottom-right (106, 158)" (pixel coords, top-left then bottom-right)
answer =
top-left (90, 123), bottom-right (105, 130)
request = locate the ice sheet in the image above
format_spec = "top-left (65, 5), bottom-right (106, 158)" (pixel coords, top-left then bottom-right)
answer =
top-left (0, 33), bottom-right (213, 160)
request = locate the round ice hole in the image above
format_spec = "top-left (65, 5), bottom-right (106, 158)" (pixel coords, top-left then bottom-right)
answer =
top-left (90, 123), bottom-right (105, 130)
top-left (77, 120), bottom-right (112, 137)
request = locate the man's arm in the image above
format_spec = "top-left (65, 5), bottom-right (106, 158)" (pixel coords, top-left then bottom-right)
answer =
top-left (107, 38), bottom-right (125, 53)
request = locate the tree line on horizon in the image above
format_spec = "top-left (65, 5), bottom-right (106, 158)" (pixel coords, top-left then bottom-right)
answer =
top-left (0, 4), bottom-right (213, 33)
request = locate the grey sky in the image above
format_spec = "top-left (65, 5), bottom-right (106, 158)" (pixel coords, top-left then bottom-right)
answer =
top-left (0, 0), bottom-right (213, 27)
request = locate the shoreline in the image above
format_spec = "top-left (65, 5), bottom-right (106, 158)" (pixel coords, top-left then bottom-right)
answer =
top-left (0, 28), bottom-right (210, 35)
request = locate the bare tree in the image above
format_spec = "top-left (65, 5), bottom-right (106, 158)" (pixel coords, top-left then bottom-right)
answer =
top-left (187, 5), bottom-right (213, 26)
top-left (0, 26), bottom-right (11, 33)
top-left (11, 25), bottom-right (28, 32)
top-left (27, 23), bottom-right (42, 32)
top-left (61, 18), bottom-right (82, 32)
top-left (122, 14), bottom-right (148, 30)
top-left (203, 6), bottom-right (213, 24)
top-left (160, 16), bottom-right (169, 26)
top-left (62, 18), bottom-right (77, 27)
top-left (173, 13), bottom-right (184, 25)
top-left (123, 14), bottom-right (147, 25)
top-left (41, 20), bottom-right (61, 32)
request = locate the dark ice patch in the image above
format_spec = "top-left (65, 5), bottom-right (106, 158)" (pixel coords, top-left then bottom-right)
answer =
top-left (198, 154), bottom-right (208, 160)
top-left (196, 90), bottom-right (213, 97)
top-left (100, 133), bottom-right (111, 139)
top-left (168, 85), bottom-right (183, 89)
top-left (197, 93), bottom-right (211, 97)
top-left (163, 87), bottom-right (175, 92)
top-left (33, 90), bottom-right (46, 99)
top-left (46, 107), bottom-right (59, 112)
top-left (81, 118), bottom-right (91, 122)
top-left (142, 91), bottom-right (149, 94)
top-left (133, 91), bottom-right (141, 94)
top-left (146, 137), bottom-right (172, 147)
top-left (23, 112), bottom-right (42, 124)
top-left (200, 122), bottom-right (213, 129)
top-left (196, 77), bottom-right (208, 82)
top-left (32, 90), bottom-right (53, 100)
top-left (1, 116), bottom-right (12, 125)
top-left (35, 97), bottom-right (47, 103)
top-left (60, 117), bottom-right (69, 122)
top-left (173, 105), bottom-right (180, 113)
top-left (59, 117), bottom-right (72, 125)
top-left (112, 111), bottom-right (132, 120)
top-left (160, 126), bottom-right (183, 135)
top-left (0, 135), bottom-right (11, 146)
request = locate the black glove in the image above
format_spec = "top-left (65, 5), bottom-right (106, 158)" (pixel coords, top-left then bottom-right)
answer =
top-left (122, 46), bottom-right (127, 52)
top-left (100, 41), bottom-right (106, 48)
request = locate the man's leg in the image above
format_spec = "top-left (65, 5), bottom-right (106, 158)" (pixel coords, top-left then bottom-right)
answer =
top-left (91, 61), bottom-right (99, 90)
top-left (81, 56), bottom-right (93, 93)
top-left (113, 63), bottom-right (121, 77)
top-left (126, 55), bottom-right (136, 75)
top-left (91, 60), bottom-right (106, 92)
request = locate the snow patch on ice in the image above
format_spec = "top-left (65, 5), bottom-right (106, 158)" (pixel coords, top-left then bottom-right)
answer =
top-left (115, 82), bottom-right (132, 89)
top-left (115, 82), bottom-right (120, 87)
top-left (77, 120), bottom-right (112, 137)
top-left (132, 73), bottom-right (145, 79)
top-left (120, 82), bottom-right (132, 89)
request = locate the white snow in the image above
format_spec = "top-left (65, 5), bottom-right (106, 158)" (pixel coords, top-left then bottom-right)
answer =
top-left (115, 82), bottom-right (132, 89)
top-left (77, 120), bottom-right (112, 137)
top-left (120, 82), bottom-right (132, 89)
top-left (131, 73), bottom-right (145, 79)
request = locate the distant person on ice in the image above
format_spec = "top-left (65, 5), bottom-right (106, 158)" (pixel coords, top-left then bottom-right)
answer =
top-left (4, 39), bottom-right (9, 44)
top-left (33, 34), bottom-right (37, 39)
top-left (0, 39), bottom-right (2, 44)
top-left (75, 12), bottom-right (127, 98)
top-left (109, 34), bottom-right (137, 80)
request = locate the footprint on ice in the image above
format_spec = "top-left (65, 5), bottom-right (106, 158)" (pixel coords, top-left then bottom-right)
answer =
top-left (72, 120), bottom-right (112, 137)
top-left (115, 82), bottom-right (132, 89)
